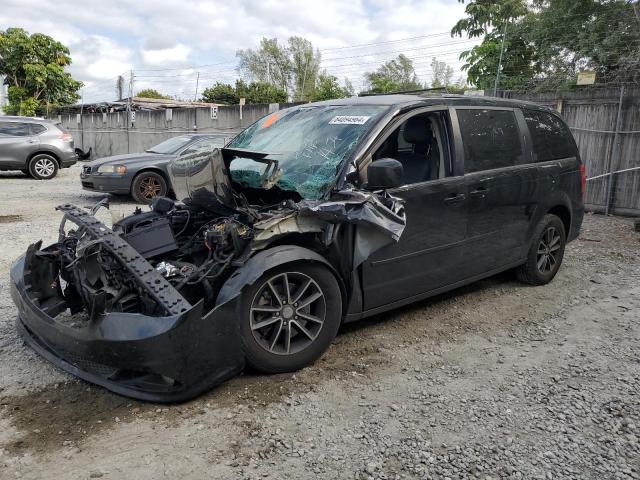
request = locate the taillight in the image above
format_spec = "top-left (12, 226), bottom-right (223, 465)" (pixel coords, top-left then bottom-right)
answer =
top-left (579, 164), bottom-right (586, 198)
top-left (60, 133), bottom-right (73, 142)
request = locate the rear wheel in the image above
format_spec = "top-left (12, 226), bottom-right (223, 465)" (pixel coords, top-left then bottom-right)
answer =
top-left (517, 214), bottom-right (566, 285)
top-left (28, 154), bottom-right (59, 180)
top-left (131, 171), bottom-right (167, 204)
top-left (239, 264), bottom-right (342, 373)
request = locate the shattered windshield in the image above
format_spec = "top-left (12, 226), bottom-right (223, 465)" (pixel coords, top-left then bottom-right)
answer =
top-left (226, 105), bottom-right (388, 199)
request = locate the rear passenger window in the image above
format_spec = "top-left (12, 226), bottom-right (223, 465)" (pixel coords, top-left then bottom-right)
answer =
top-left (523, 109), bottom-right (577, 162)
top-left (457, 109), bottom-right (523, 173)
top-left (0, 122), bottom-right (31, 136)
top-left (30, 124), bottom-right (47, 135)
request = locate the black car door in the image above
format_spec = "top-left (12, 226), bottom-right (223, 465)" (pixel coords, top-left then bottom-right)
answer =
top-left (455, 107), bottom-right (543, 275)
top-left (359, 108), bottom-right (469, 311)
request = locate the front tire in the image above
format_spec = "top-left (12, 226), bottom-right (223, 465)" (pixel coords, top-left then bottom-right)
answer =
top-left (238, 263), bottom-right (342, 373)
top-left (517, 214), bottom-right (566, 285)
top-left (131, 171), bottom-right (167, 204)
top-left (28, 154), bottom-right (59, 180)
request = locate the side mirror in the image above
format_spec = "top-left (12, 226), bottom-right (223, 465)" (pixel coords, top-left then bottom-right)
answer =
top-left (366, 158), bottom-right (403, 190)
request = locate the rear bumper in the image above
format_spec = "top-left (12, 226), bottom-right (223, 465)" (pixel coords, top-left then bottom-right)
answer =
top-left (10, 254), bottom-right (245, 403)
top-left (60, 153), bottom-right (78, 168)
top-left (568, 204), bottom-right (584, 242)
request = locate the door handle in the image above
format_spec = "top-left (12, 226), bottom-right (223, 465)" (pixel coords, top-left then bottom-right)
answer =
top-left (444, 193), bottom-right (466, 205)
top-left (470, 186), bottom-right (489, 197)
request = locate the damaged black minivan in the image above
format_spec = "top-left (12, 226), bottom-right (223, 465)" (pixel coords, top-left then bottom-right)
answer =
top-left (10, 94), bottom-right (584, 401)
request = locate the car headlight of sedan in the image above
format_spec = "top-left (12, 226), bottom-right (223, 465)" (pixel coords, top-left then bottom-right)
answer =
top-left (97, 164), bottom-right (127, 174)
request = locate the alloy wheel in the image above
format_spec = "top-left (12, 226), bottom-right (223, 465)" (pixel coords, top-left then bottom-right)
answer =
top-left (250, 272), bottom-right (326, 355)
top-left (536, 226), bottom-right (561, 274)
top-left (34, 158), bottom-right (56, 178)
top-left (139, 176), bottom-right (162, 200)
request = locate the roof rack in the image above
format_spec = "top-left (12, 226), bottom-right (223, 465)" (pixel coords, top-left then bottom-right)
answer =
top-left (359, 87), bottom-right (449, 97)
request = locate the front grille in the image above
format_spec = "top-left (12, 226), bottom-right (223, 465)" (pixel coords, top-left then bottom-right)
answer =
top-left (82, 165), bottom-right (92, 175)
top-left (81, 181), bottom-right (94, 189)
top-left (61, 349), bottom-right (118, 377)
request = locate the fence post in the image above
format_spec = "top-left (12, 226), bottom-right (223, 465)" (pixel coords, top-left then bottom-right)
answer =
top-left (605, 85), bottom-right (625, 215)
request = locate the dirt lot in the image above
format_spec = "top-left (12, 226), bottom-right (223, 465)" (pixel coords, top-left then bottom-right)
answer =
top-left (0, 165), bottom-right (639, 480)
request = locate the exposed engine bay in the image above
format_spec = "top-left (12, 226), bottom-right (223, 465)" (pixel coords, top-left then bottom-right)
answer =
top-left (48, 186), bottom-right (404, 323)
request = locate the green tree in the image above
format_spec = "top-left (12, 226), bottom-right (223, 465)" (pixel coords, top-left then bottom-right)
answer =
top-left (452, 0), bottom-right (640, 90)
top-left (430, 57), bottom-right (455, 88)
top-left (201, 80), bottom-right (286, 104)
top-left (236, 36), bottom-right (322, 101)
top-left (237, 38), bottom-right (292, 94)
top-left (241, 80), bottom-right (288, 104)
top-left (135, 88), bottom-right (170, 99)
top-left (452, 0), bottom-right (534, 91)
top-left (288, 36), bottom-right (321, 101)
top-left (526, 0), bottom-right (640, 85)
top-left (364, 54), bottom-right (423, 93)
top-left (312, 72), bottom-right (354, 101)
top-left (0, 28), bottom-right (82, 115)
top-left (201, 82), bottom-right (239, 104)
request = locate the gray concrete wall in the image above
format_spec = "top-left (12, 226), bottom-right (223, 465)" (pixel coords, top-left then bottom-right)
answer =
top-left (59, 102), bottom-right (294, 158)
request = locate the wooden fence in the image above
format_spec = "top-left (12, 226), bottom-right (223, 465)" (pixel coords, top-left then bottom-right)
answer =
top-left (498, 85), bottom-right (640, 216)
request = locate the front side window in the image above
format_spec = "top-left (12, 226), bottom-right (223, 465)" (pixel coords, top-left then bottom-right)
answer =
top-left (458, 109), bottom-right (523, 173)
top-left (523, 109), bottom-right (577, 162)
top-left (371, 111), bottom-right (449, 184)
top-left (0, 122), bottom-right (31, 137)
top-left (227, 105), bottom-right (388, 199)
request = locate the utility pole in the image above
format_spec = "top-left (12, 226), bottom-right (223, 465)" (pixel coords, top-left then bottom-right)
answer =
top-left (494, 21), bottom-right (508, 97)
top-left (194, 71), bottom-right (200, 101)
top-left (79, 89), bottom-right (84, 149)
top-left (126, 70), bottom-right (133, 153)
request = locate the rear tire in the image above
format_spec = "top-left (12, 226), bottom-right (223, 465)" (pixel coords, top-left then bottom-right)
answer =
top-left (131, 171), bottom-right (167, 204)
top-left (516, 214), bottom-right (566, 285)
top-left (28, 154), bottom-right (59, 180)
top-left (238, 263), bottom-right (342, 373)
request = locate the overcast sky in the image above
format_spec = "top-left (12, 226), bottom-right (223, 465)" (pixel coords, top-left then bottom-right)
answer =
top-left (1, 0), bottom-right (477, 102)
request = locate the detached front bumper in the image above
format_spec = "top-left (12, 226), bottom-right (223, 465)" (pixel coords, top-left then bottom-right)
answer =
top-left (10, 249), bottom-right (245, 403)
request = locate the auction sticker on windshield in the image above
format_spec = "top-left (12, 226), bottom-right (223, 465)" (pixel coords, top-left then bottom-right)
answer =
top-left (329, 116), bottom-right (371, 125)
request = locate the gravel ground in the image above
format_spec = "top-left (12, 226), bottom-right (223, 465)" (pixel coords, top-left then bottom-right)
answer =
top-left (0, 164), bottom-right (639, 480)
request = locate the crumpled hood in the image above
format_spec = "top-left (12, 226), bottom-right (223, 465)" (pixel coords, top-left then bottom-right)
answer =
top-left (86, 152), bottom-right (173, 168)
top-left (167, 147), bottom-right (407, 262)
top-left (168, 147), bottom-right (237, 214)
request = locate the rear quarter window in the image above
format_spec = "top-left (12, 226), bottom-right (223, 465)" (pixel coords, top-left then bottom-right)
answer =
top-left (30, 124), bottom-right (47, 135)
top-left (523, 109), bottom-right (578, 162)
top-left (457, 109), bottom-right (524, 173)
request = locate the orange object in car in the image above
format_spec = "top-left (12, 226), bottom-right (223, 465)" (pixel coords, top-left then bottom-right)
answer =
top-left (261, 113), bottom-right (279, 129)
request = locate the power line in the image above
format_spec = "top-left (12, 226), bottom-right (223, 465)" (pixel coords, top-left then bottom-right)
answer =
top-left (318, 31), bottom-right (453, 52)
